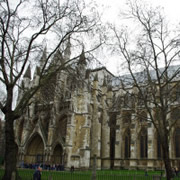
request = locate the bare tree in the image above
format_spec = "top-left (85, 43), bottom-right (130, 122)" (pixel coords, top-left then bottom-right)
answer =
top-left (111, 1), bottom-right (180, 179)
top-left (0, 0), bottom-right (103, 179)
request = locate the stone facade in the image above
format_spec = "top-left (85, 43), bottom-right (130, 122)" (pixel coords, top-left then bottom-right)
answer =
top-left (11, 45), bottom-right (180, 170)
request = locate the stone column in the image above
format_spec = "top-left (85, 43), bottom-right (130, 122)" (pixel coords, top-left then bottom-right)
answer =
top-left (101, 85), bottom-right (110, 169)
top-left (169, 127), bottom-right (175, 159)
top-left (147, 122), bottom-right (155, 169)
top-left (114, 114), bottom-right (122, 168)
top-left (65, 114), bottom-right (74, 168)
top-left (91, 76), bottom-right (101, 169)
top-left (44, 147), bottom-right (51, 164)
top-left (47, 126), bottom-right (55, 146)
top-left (79, 115), bottom-right (91, 169)
top-left (46, 124), bottom-right (55, 165)
top-left (18, 147), bottom-right (25, 167)
top-left (130, 114), bottom-right (138, 169)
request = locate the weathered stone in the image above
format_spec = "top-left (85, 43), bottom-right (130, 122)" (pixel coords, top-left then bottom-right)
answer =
top-left (9, 47), bottom-right (180, 171)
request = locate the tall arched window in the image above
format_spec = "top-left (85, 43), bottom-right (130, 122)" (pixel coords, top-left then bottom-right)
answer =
top-left (175, 128), bottom-right (180, 157)
top-left (175, 83), bottom-right (180, 102)
top-left (110, 114), bottom-right (116, 168)
top-left (124, 129), bottom-right (131, 158)
top-left (140, 128), bottom-right (147, 158)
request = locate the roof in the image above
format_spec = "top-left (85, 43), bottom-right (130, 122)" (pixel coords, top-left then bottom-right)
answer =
top-left (112, 65), bottom-right (180, 87)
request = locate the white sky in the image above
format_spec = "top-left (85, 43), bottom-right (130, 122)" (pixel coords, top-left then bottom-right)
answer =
top-left (94, 0), bottom-right (180, 75)
top-left (97, 0), bottom-right (180, 23)
top-left (10, 0), bottom-right (180, 75)
top-left (1, 0), bottom-right (179, 118)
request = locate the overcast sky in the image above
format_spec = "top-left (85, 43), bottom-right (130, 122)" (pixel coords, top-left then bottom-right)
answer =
top-left (94, 0), bottom-right (180, 74)
top-left (96, 0), bottom-right (180, 23)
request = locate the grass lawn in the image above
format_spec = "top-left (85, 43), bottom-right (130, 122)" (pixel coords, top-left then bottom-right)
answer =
top-left (0, 168), bottom-right (180, 180)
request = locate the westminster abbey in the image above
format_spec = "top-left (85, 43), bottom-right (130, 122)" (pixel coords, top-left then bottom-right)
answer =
top-left (1, 40), bottom-right (180, 170)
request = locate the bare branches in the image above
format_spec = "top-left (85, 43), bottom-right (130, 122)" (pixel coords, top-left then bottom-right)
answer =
top-left (111, 1), bottom-right (180, 178)
top-left (113, 1), bottom-right (180, 123)
top-left (0, 0), bottom-right (102, 116)
top-left (0, 0), bottom-right (103, 178)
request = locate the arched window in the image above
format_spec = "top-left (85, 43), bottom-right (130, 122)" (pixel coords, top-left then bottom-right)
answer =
top-left (124, 129), bottom-right (131, 158)
top-left (175, 128), bottom-right (180, 158)
top-left (175, 83), bottom-right (180, 102)
top-left (140, 128), bottom-right (147, 158)
top-left (110, 114), bottom-right (116, 168)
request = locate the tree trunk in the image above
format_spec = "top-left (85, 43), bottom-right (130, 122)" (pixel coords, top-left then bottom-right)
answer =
top-left (2, 112), bottom-right (20, 180)
top-left (162, 136), bottom-right (173, 180)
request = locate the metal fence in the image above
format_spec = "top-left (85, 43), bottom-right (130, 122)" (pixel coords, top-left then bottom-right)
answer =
top-left (1, 169), bottom-right (180, 180)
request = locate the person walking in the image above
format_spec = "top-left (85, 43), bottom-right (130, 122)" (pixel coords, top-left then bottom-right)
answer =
top-left (33, 166), bottom-right (42, 180)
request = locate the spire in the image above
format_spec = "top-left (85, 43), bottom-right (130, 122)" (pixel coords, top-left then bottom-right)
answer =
top-left (64, 35), bottom-right (71, 60)
top-left (40, 46), bottom-right (47, 68)
top-left (85, 69), bottom-right (91, 79)
top-left (33, 66), bottom-right (41, 82)
top-left (94, 73), bottom-right (98, 81)
top-left (78, 48), bottom-right (86, 65)
top-left (53, 49), bottom-right (64, 64)
top-left (102, 78), bottom-right (107, 86)
top-left (24, 65), bottom-right (31, 79)
top-left (36, 66), bottom-right (41, 76)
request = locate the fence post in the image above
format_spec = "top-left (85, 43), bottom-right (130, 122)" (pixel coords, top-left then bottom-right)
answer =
top-left (91, 155), bottom-right (96, 180)
top-left (11, 171), bottom-right (16, 180)
top-left (48, 175), bottom-right (53, 180)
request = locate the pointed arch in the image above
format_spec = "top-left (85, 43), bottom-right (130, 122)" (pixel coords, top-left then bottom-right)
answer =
top-left (174, 127), bottom-right (180, 158)
top-left (124, 128), bottom-right (131, 158)
top-left (139, 128), bottom-right (147, 158)
top-left (51, 144), bottom-right (64, 165)
top-left (109, 113), bottom-right (116, 169)
top-left (24, 133), bottom-right (44, 164)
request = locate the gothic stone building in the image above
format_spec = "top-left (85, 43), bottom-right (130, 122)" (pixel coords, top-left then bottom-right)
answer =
top-left (13, 48), bottom-right (180, 170)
